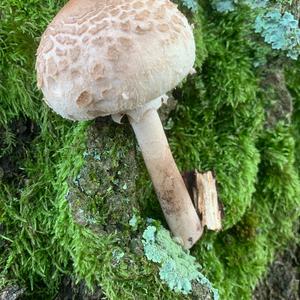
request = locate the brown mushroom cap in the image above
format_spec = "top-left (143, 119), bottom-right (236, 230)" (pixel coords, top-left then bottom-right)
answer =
top-left (36, 0), bottom-right (195, 121)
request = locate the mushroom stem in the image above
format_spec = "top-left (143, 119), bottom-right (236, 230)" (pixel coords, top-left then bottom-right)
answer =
top-left (129, 108), bottom-right (203, 249)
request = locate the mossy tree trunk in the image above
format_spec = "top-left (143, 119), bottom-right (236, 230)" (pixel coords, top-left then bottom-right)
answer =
top-left (1, 1), bottom-right (300, 299)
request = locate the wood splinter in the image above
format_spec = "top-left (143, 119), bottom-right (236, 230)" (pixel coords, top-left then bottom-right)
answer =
top-left (183, 171), bottom-right (222, 232)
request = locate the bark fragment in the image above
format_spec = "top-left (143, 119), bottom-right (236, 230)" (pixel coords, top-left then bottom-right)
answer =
top-left (183, 170), bottom-right (222, 231)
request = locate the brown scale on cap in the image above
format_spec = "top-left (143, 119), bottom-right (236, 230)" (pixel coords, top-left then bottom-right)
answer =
top-left (119, 12), bottom-right (128, 20)
top-left (157, 23), bottom-right (169, 32)
top-left (55, 48), bottom-right (65, 57)
top-left (57, 59), bottom-right (69, 72)
top-left (46, 57), bottom-right (58, 77)
top-left (134, 10), bottom-right (150, 21)
top-left (82, 36), bottom-right (90, 43)
top-left (135, 22), bottom-right (153, 34)
top-left (106, 36), bottom-right (114, 43)
top-left (69, 46), bottom-right (81, 62)
top-left (90, 63), bottom-right (105, 80)
top-left (91, 36), bottom-right (104, 47)
top-left (154, 7), bottom-right (166, 19)
top-left (56, 36), bottom-right (66, 45)
top-left (121, 4), bottom-right (131, 11)
top-left (56, 36), bottom-right (77, 45)
top-left (117, 37), bottom-right (133, 49)
top-left (147, 0), bottom-right (155, 6)
top-left (172, 25), bottom-right (181, 33)
top-left (76, 91), bottom-right (93, 107)
top-left (90, 12), bottom-right (110, 24)
top-left (56, 26), bottom-right (77, 35)
top-left (77, 24), bottom-right (89, 35)
top-left (106, 45), bottom-right (120, 61)
top-left (120, 20), bottom-right (131, 32)
top-left (42, 39), bottom-right (54, 54)
top-left (111, 8), bottom-right (121, 17)
top-left (102, 85), bottom-right (113, 98)
top-left (71, 69), bottom-right (81, 80)
top-left (63, 17), bottom-right (77, 25)
top-left (132, 1), bottom-right (144, 9)
top-left (88, 21), bottom-right (109, 34)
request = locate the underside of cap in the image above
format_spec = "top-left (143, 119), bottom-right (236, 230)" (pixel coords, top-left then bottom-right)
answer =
top-left (36, 0), bottom-right (195, 121)
top-left (111, 95), bottom-right (168, 123)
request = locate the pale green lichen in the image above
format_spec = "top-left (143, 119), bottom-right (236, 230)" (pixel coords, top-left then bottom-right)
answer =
top-left (142, 226), bottom-right (219, 299)
top-left (112, 249), bottom-right (125, 264)
top-left (129, 214), bottom-right (138, 228)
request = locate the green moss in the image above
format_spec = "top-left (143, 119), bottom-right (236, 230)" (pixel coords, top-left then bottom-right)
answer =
top-left (285, 60), bottom-right (300, 168)
top-left (0, 119), bottom-right (88, 297)
top-left (170, 5), bottom-right (264, 229)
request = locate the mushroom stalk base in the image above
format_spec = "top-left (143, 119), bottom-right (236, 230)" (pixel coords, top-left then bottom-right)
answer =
top-left (129, 109), bottom-right (202, 249)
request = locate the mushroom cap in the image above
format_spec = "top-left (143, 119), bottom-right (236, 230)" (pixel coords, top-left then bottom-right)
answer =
top-left (36, 0), bottom-right (195, 121)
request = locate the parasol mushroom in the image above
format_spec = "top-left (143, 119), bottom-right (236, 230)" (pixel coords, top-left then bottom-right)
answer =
top-left (36, 0), bottom-right (202, 249)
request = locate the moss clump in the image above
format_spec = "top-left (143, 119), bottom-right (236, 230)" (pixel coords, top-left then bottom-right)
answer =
top-left (0, 120), bottom-right (88, 298)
